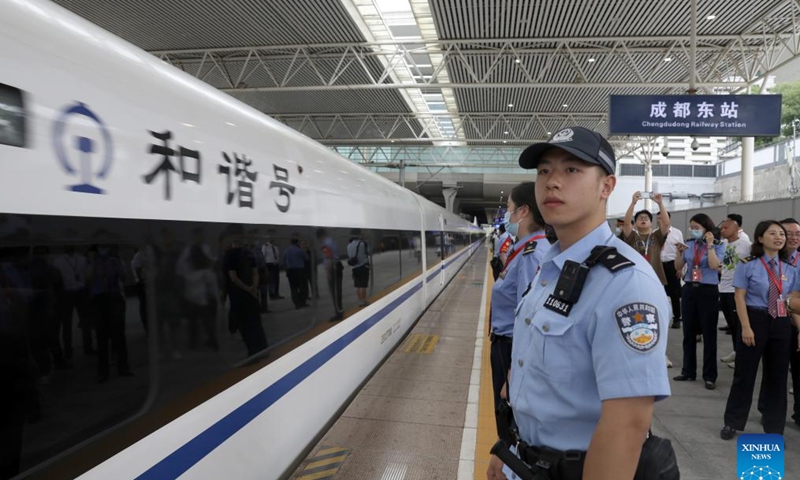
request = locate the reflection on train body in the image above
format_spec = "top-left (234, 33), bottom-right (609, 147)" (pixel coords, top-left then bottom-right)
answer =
top-left (0, 212), bottom-right (475, 479)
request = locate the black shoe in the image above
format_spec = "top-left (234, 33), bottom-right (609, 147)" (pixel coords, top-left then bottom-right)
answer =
top-left (719, 326), bottom-right (730, 332)
top-left (720, 426), bottom-right (736, 440)
top-left (673, 374), bottom-right (695, 381)
top-left (705, 381), bottom-right (716, 390)
top-left (329, 314), bottom-right (343, 322)
top-left (671, 321), bottom-right (681, 329)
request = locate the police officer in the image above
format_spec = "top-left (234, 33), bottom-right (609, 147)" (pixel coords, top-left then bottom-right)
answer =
top-left (489, 182), bottom-right (550, 436)
top-left (487, 127), bottom-right (671, 480)
top-left (721, 220), bottom-right (800, 440)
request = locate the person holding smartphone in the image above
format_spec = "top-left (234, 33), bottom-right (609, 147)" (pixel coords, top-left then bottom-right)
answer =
top-left (673, 213), bottom-right (724, 390)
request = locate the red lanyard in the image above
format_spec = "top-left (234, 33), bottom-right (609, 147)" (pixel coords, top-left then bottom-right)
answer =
top-left (692, 242), bottom-right (707, 268)
top-left (760, 257), bottom-right (783, 295)
top-left (504, 234), bottom-right (547, 271)
top-left (793, 252), bottom-right (799, 267)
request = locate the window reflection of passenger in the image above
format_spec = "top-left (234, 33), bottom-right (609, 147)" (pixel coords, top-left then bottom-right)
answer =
top-left (223, 227), bottom-right (268, 357)
top-left (346, 230), bottom-right (370, 308)
top-left (29, 245), bottom-right (68, 384)
top-left (53, 243), bottom-right (94, 355)
top-left (153, 228), bottom-right (182, 360)
top-left (283, 236), bottom-right (309, 309)
top-left (0, 244), bottom-right (39, 480)
top-left (300, 239), bottom-right (318, 300)
top-left (251, 232), bottom-right (269, 313)
top-left (131, 245), bottom-right (150, 336)
top-left (181, 245), bottom-right (219, 351)
top-left (263, 231), bottom-right (283, 300)
top-left (87, 243), bottom-right (132, 383)
top-left (316, 228), bottom-right (343, 321)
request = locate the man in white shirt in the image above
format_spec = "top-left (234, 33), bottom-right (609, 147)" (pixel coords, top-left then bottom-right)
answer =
top-left (718, 218), bottom-right (752, 364)
top-left (262, 232), bottom-right (283, 300)
top-left (659, 212), bottom-right (684, 329)
top-left (727, 213), bottom-right (750, 244)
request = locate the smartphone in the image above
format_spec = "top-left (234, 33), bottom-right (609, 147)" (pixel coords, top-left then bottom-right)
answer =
top-left (639, 191), bottom-right (653, 199)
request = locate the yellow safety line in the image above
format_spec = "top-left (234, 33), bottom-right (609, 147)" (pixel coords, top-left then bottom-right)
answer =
top-left (315, 447), bottom-right (347, 457)
top-left (305, 455), bottom-right (348, 470)
top-left (297, 468), bottom-right (339, 480)
top-left (474, 258), bottom-right (496, 479)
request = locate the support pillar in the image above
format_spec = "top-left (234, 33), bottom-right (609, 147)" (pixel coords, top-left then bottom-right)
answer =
top-left (443, 187), bottom-right (458, 213)
top-left (741, 137), bottom-right (754, 202)
top-left (644, 161), bottom-right (653, 212)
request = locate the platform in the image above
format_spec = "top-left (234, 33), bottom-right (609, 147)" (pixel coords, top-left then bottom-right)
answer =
top-left (289, 245), bottom-right (800, 480)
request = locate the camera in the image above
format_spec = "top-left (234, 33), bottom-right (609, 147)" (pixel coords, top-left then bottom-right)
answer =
top-left (640, 191), bottom-right (653, 199)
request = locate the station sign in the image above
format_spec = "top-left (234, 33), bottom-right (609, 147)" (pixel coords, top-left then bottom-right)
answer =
top-left (608, 94), bottom-right (782, 136)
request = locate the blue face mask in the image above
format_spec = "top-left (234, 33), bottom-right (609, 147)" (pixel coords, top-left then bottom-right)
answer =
top-left (504, 211), bottom-right (519, 237)
top-left (690, 229), bottom-right (704, 239)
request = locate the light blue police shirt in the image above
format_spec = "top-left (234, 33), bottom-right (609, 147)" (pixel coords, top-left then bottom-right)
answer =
top-left (732, 254), bottom-right (799, 309)
top-left (508, 222), bottom-right (671, 453)
top-left (490, 231), bottom-right (550, 337)
top-left (681, 238), bottom-right (725, 285)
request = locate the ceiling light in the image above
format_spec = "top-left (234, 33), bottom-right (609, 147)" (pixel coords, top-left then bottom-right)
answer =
top-left (508, 103), bottom-right (514, 107)
top-left (547, 131), bottom-right (552, 135)
top-left (562, 104), bottom-right (568, 108)
top-left (504, 131), bottom-right (509, 134)
top-left (664, 57), bottom-right (673, 62)
top-left (706, 14), bottom-right (716, 20)
top-left (182, 123), bottom-right (195, 127)
top-left (391, 140), bottom-right (395, 143)
top-left (515, 58), bottom-right (521, 63)
top-left (503, 140), bottom-right (507, 144)
top-left (588, 58), bottom-right (596, 63)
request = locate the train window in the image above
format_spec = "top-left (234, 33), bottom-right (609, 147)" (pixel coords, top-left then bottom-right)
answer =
top-left (2, 213), bottom-right (426, 479)
top-left (424, 231), bottom-right (440, 270)
top-left (0, 83), bottom-right (26, 148)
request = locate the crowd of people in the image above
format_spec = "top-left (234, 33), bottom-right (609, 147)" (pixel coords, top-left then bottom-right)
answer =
top-left (485, 126), bottom-right (799, 480)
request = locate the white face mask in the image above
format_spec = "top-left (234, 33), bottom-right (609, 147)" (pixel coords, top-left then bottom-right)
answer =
top-left (615, 227), bottom-right (622, 235)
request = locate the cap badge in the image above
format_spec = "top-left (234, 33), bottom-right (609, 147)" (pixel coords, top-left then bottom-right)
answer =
top-left (551, 128), bottom-right (574, 144)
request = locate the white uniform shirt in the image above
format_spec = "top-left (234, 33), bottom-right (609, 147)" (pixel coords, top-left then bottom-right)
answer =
top-left (660, 226), bottom-right (684, 262)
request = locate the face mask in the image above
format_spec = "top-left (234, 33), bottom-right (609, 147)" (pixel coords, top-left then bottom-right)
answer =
top-left (690, 229), bottom-right (704, 239)
top-left (615, 227), bottom-right (622, 235)
top-left (503, 211), bottom-right (519, 237)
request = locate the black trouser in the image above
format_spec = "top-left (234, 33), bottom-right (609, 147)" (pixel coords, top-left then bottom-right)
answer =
top-left (286, 268), bottom-right (308, 308)
top-left (184, 301), bottom-right (218, 349)
top-left (230, 291), bottom-right (268, 357)
top-left (58, 288), bottom-right (94, 355)
top-left (719, 292), bottom-right (739, 351)
top-left (681, 283), bottom-right (719, 382)
top-left (662, 261), bottom-right (682, 323)
top-left (267, 264), bottom-right (280, 297)
top-left (489, 335), bottom-right (513, 438)
top-left (135, 282), bottom-right (149, 335)
top-left (792, 326), bottom-right (799, 422)
top-left (93, 292), bottom-right (129, 377)
top-left (327, 261), bottom-right (344, 316)
top-left (257, 267), bottom-right (269, 313)
top-left (724, 308), bottom-right (792, 434)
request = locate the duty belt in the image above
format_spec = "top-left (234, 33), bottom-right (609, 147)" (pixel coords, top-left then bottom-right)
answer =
top-left (490, 332), bottom-right (512, 343)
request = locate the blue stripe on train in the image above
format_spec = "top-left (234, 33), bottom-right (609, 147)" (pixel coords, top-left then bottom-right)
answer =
top-left (134, 243), bottom-right (476, 480)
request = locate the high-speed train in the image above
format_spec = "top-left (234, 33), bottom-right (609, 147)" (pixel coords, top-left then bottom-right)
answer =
top-left (0, 1), bottom-right (483, 479)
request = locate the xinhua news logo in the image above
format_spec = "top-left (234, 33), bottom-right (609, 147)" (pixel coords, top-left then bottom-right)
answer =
top-left (737, 434), bottom-right (784, 480)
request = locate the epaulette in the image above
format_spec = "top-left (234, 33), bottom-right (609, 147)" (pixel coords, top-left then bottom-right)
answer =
top-left (522, 240), bottom-right (537, 256)
top-left (587, 246), bottom-right (635, 273)
top-left (742, 255), bottom-right (755, 263)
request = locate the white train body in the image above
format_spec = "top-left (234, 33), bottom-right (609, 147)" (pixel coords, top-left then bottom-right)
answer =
top-left (0, 1), bottom-right (482, 479)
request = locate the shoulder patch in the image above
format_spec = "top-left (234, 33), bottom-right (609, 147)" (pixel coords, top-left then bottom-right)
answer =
top-left (590, 246), bottom-right (634, 272)
top-left (742, 255), bottom-right (755, 263)
top-left (614, 303), bottom-right (660, 353)
top-left (522, 240), bottom-right (537, 256)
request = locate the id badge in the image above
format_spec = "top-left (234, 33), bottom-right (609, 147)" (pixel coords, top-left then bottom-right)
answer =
top-left (691, 266), bottom-right (702, 282)
top-left (777, 296), bottom-right (787, 317)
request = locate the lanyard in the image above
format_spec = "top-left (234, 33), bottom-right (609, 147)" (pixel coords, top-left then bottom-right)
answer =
top-left (760, 257), bottom-right (784, 295)
top-left (792, 252), bottom-right (799, 267)
top-left (503, 234), bottom-right (547, 272)
top-left (635, 231), bottom-right (653, 254)
top-left (692, 242), bottom-right (707, 268)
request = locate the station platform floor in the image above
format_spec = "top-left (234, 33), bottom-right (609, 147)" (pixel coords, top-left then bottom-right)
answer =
top-left (288, 245), bottom-right (800, 480)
